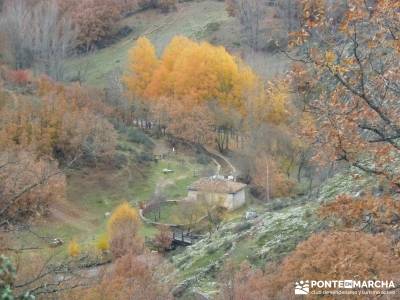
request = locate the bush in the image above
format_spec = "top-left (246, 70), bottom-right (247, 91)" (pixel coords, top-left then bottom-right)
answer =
top-left (206, 244), bottom-right (219, 254)
top-left (158, 0), bottom-right (177, 12)
top-left (110, 118), bottom-right (128, 133)
top-left (96, 234), bottom-right (109, 252)
top-left (270, 199), bottom-right (287, 211)
top-left (0, 256), bottom-right (16, 300)
top-left (127, 128), bottom-right (154, 148)
top-left (221, 240), bottom-right (233, 251)
top-left (136, 151), bottom-right (154, 163)
top-left (153, 225), bottom-right (173, 252)
top-left (111, 152), bottom-right (128, 169)
top-left (196, 152), bottom-right (211, 165)
top-left (233, 222), bottom-right (252, 233)
top-left (68, 239), bottom-right (81, 257)
top-left (107, 202), bottom-right (142, 258)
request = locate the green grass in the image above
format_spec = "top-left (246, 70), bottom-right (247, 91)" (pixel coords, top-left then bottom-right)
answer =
top-left (130, 158), bottom-right (203, 203)
top-left (230, 238), bottom-right (256, 264)
top-left (10, 135), bottom-right (213, 262)
top-left (65, 0), bottom-right (230, 86)
top-left (180, 248), bottom-right (225, 279)
top-left (164, 176), bottom-right (196, 199)
top-left (62, 153), bottom-right (207, 244)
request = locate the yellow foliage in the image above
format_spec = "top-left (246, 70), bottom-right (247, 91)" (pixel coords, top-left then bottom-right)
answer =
top-left (68, 239), bottom-right (81, 257)
top-left (325, 50), bottom-right (336, 65)
top-left (96, 233), bottom-right (109, 252)
top-left (107, 201), bottom-right (140, 236)
top-left (249, 81), bottom-right (291, 126)
top-left (266, 82), bottom-right (290, 125)
top-left (125, 36), bottom-right (261, 114)
top-left (123, 37), bottom-right (159, 98)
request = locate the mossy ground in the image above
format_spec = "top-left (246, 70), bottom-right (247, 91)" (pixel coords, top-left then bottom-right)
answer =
top-left (168, 198), bottom-right (323, 297)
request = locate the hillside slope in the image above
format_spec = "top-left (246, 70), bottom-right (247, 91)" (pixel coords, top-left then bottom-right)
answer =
top-left (66, 1), bottom-right (231, 86)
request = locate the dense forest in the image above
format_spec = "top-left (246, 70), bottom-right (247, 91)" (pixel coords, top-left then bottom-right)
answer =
top-left (0, 0), bottom-right (399, 299)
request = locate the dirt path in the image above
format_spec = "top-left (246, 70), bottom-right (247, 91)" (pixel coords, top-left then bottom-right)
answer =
top-left (204, 147), bottom-right (237, 176)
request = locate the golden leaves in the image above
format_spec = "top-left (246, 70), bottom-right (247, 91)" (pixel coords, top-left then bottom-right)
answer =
top-left (123, 37), bottom-right (159, 99)
top-left (325, 50), bottom-right (336, 65)
top-left (124, 36), bottom-right (261, 114)
top-left (68, 239), bottom-right (81, 257)
top-left (107, 201), bottom-right (140, 235)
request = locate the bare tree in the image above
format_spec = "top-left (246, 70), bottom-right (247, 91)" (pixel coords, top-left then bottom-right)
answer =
top-left (0, 0), bottom-right (76, 80)
top-left (29, 1), bottom-right (77, 80)
top-left (0, 0), bottom-right (31, 69)
top-left (229, 0), bottom-right (265, 50)
top-left (277, 0), bottom-right (301, 34)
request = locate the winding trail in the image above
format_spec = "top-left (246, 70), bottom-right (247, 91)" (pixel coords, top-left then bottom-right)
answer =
top-left (203, 146), bottom-right (237, 176)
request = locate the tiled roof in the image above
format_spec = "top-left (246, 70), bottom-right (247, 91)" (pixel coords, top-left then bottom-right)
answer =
top-left (189, 178), bottom-right (246, 194)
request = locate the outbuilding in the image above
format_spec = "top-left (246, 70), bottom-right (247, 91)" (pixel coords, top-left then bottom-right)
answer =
top-left (188, 178), bottom-right (247, 211)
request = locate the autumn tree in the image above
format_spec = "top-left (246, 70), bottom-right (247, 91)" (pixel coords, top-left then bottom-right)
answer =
top-left (250, 152), bottom-right (295, 200)
top-left (68, 239), bottom-right (81, 257)
top-left (124, 36), bottom-right (159, 99)
top-left (237, 79), bottom-right (304, 199)
top-left (224, 0), bottom-right (265, 49)
top-left (75, 252), bottom-right (172, 300)
top-left (107, 201), bottom-right (143, 258)
top-left (319, 194), bottom-right (400, 233)
top-left (0, 77), bottom-right (117, 165)
top-left (96, 233), bottom-right (109, 252)
top-left (0, 150), bottom-right (65, 225)
top-left (220, 232), bottom-right (400, 300)
top-left (124, 36), bottom-right (262, 149)
top-left (1, 231), bottom-right (86, 298)
top-left (291, 0), bottom-right (400, 191)
top-left (61, 0), bottom-right (125, 51)
top-left (153, 225), bottom-right (173, 252)
top-left (167, 101), bottom-right (215, 146)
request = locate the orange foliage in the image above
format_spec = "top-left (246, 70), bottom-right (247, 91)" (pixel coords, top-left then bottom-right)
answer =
top-left (0, 150), bottom-right (65, 223)
top-left (60, 0), bottom-right (139, 49)
top-left (0, 76), bottom-right (117, 162)
top-left (220, 232), bottom-right (400, 300)
top-left (124, 36), bottom-right (266, 145)
top-left (74, 253), bottom-right (172, 300)
top-left (124, 36), bottom-right (159, 99)
top-left (292, 0), bottom-right (400, 189)
top-left (319, 194), bottom-right (400, 231)
top-left (125, 36), bottom-right (260, 113)
top-left (251, 153), bottom-right (295, 199)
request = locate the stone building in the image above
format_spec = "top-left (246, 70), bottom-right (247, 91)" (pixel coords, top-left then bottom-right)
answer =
top-left (188, 178), bottom-right (247, 211)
